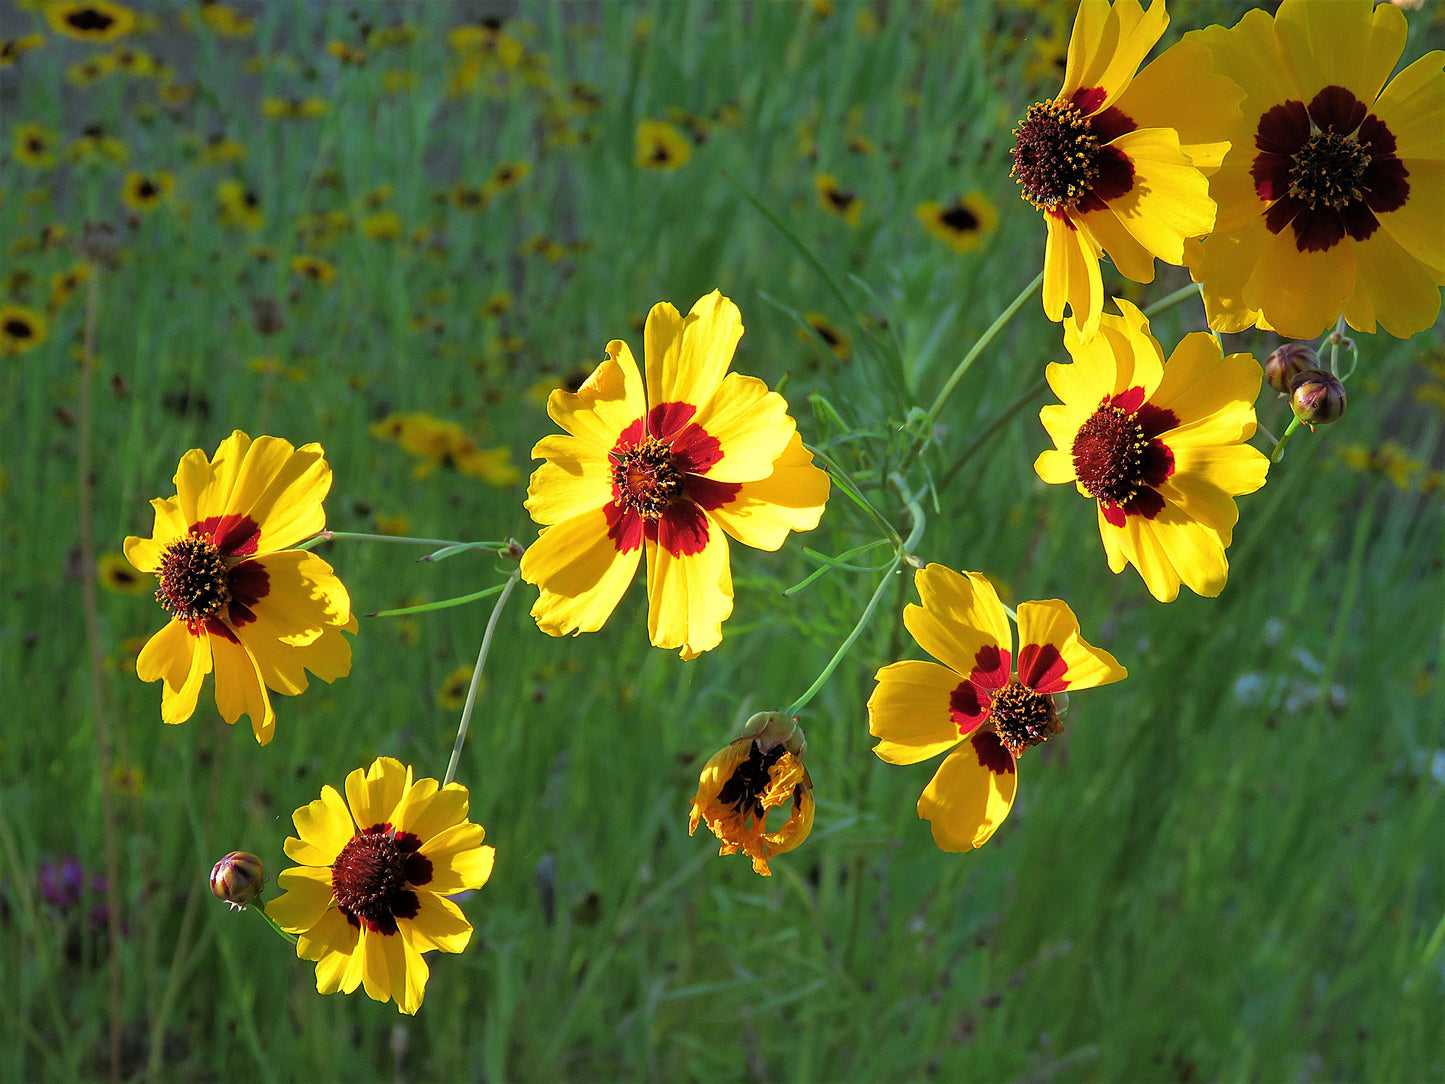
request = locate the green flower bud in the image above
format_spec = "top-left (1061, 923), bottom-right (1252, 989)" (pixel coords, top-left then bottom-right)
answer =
top-left (1264, 343), bottom-right (1318, 395)
top-left (209, 851), bottom-right (264, 911)
top-left (1288, 368), bottom-right (1346, 428)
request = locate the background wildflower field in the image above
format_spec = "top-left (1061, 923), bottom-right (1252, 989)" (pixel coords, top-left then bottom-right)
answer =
top-left (3, 0), bottom-right (1444, 1080)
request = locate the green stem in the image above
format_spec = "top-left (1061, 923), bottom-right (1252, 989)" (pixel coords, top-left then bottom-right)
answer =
top-left (249, 900), bottom-right (298, 946)
top-left (1271, 416), bottom-right (1303, 463)
top-left (444, 569), bottom-right (521, 787)
top-left (784, 556), bottom-right (904, 718)
top-left (908, 271), bottom-right (1043, 465)
top-left (1143, 282), bottom-right (1200, 317)
top-left (806, 444), bottom-right (902, 549)
top-left (938, 376), bottom-right (1049, 492)
top-left (302, 530), bottom-right (490, 550)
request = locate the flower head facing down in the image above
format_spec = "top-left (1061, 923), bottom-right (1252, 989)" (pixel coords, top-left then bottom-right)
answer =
top-left (1183, 0), bottom-right (1443, 338)
top-left (689, 712), bottom-right (814, 876)
top-left (123, 431), bottom-right (355, 744)
top-left (1034, 299), bottom-right (1270, 602)
top-left (266, 758), bottom-right (496, 1016)
top-left (1011, 0), bottom-right (1240, 338)
top-left (869, 566), bottom-right (1126, 851)
top-left (520, 291), bottom-right (830, 658)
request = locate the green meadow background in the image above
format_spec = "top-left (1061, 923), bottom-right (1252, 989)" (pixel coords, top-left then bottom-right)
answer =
top-left (3, 1), bottom-right (1443, 1080)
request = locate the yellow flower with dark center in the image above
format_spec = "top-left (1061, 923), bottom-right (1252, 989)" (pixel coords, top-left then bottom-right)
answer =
top-left (1183, 0), bottom-right (1444, 339)
top-left (110, 46), bottom-right (162, 78)
top-left (198, 1), bottom-right (254, 38)
top-left (46, 1), bottom-right (137, 41)
top-left (266, 757), bottom-right (496, 1016)
top-left (65, 124), bottom-right (129, 165)
top-left (802, 312), bottom-right (851, 360)
top-left (814, 172), bottom-right (863, 226)
top-left (261, 97), bottom-right (329, 120)
top-left (66, 53), bottom-right (117, 87)
top-left (98, 552), bottom-right (148, 594)
top-left (435, 665), bottom-right (479, 711)
top-left (326, 40), bottom-right (369, 66)
top-left (869, 566), bottom-right (1127, 851)
top-left (479, 290), bottom-right (512, 318)
top-left (290, 254), bottom-right (337, 287)
top-left (916, 192), bottom-right (999, 253)
top-left (1010, 0), bottom-right (1239, 339)
top-left (483, 159), bottom-right (530, 197)
top-left (520, 290), bottom-right (831, 658)
top-left (122, 431), bottom-right (356, 745)
top-left (1, 304), bottom-right (47, 356)
top-left (1034, 299), bottom-right (1270, 602)
top-left (121, 170), bottom-right (175, 212)
top-left (0, 35), bottom-right (45, 68)
top-left (216, 179), bottom-right (263, 231)
top-left (48, 264), bottom-right (91, 311)
top-left (634, 119), bottom-right (692, 171)
top-left (13, 123), bottom-right (57, 169)
top-left (201, 134), bottom-right (248, 163)
top-left (689, 712), bottom-right (814, 877)
top-left (360, 210), bottom-right (403, 241)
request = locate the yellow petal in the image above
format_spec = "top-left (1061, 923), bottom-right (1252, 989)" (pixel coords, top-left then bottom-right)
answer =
top-left (347, 758), bottom-right (411, 831)
top-left (521, 507), bottom-right (643, 637)
top-left (704, 432), bottom-right (830, 552)
top-left (188, 430), bottom-right (250, 524)
top-left (140, 622), bottom-right (211, 726)
top-left (360, 925), bottom-right (407, 1008)
top-left (267, 865), bottom-right (336, 932)
top-left (1101, 128), bottom-right (1216, 264)
top-left (1117, 39), bottom-right (1241, 160)
top-left (688, 374), bottom-right (794, 483)
top-left (646, 290), bottom-right (744, 413)
top-left (1347, 224), bottom-right (1444, 340)
top-left (1063, 0), bottom-right (1166, 112)
top-left (209, 631), bottom-right (276, 744)
top-left (545, 347), bottom-right (646, 450)
top-left (299, 908), bottom-right (362, 994)
top-left (868, 659), bottom-right (970, 765)
top-left (225, 436), bottom-right (331, 554)
top-left (403, 891), bottom-right (474, 955)
top-left (1043, 214), bottom-right (1104, 338)
top-left (1015, 599), bottom-right (1126, 693)
top-left (917, 738), bottom-right (1018, 852)
top-left (645, 523), bottom-right (733, 657)
top-left (1149, 337), bottom-right (1260, 441)
top-left (1246, 227), bottom-right (1355, 340)
top-left (123, 497), bottom-right (188, 571)
top-left (1273, 0), bottom-right (1404, 109)
top-left (287, 783), bottom-right (356, 865)
top-left (523, 435), bottom-right (614, 526)
top-left (905, 565), bottom-right (1013, 681)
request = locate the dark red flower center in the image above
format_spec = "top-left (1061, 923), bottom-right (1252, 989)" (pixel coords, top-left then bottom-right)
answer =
top-left (611, 436), bottom-right (684, 520)
top-left (823, 184), bottom-right (858, 214)
top-left (155, 536), bottom-right (231, 623)
top-left (330, 826), bottom-right (433, 936)
top-left (989, 681), bottom-right (1060, 759)
top-left (4, 317), bottom-right (33, 340)
top-left (1251, 85), bottom-right (1409, 254)
top-left (1011, 100), bottom-right (1100, 212)
top-left (717, 741), bottom-right (785, 821)
top-left (1072, 404), bottom-right (1148, 506)
top-left (1288, 130), bottom-right (1370, 209)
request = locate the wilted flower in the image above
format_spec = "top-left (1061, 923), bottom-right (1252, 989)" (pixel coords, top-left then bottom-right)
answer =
top-left (689, 712), bottom-right (814, 876)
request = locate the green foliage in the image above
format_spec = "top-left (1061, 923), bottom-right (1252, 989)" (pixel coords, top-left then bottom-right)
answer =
top-left (1, 0), bottom-right (1442, 1080)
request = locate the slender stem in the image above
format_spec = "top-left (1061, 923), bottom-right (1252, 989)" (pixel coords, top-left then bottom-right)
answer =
top-left (249, 901), bottom-right (299, 946)
top-left (76, 266), bottom-right (123, 1083)
top-left (1143, 282), bottom-right (1200, 317)
top-left (806, 444), bottom-right (901, 549)
top-left (784, 556), bottom-right (904, 718)
top-left (938, 376), bottom-right (1049, 492)
top-left (303, 530), bottom-right (482, 549)
top-left (908, 271), bottom-right (1043, 466)
top-left (1271, 416), bottom-right (1303, 463)
top-left (444, 570), bottom-right (521, 786)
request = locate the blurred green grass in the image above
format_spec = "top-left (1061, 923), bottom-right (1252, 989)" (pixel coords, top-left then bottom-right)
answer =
top-left (2, 0), bottom-right (1443, 1080)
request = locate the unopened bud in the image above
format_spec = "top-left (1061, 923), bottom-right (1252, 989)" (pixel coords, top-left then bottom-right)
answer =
top-left (1289, 368), bottom-right (1346, 428)
top-left (1264, 343), bottom-right (1317, 395)
top-left (210, 851), bottom-right (264, 911)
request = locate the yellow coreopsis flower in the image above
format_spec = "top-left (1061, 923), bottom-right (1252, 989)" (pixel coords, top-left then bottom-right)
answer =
top-left (869, 566), bottom-right (1126, 851)
top-left (266, 757), bottom-right (496, 1016)
top-left (1011, 0), bottom-right (1240, 339)
top-left (635, 119), bottom-right (691, 171)
top-left (520, 290), bottom-right (831, 658)
top-left (1183, 0), bottom-right (1445, 339)
top-left (915, 192), bottom-right (999, 254)
top-left (45, 1), bottom-right (137, 42)
top-left (1, 304), bottom-right (48, 356)
top-left (123, 432), bottom-right (355, 744)
top-left (1033, 299), bottom-right (1270, 602)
